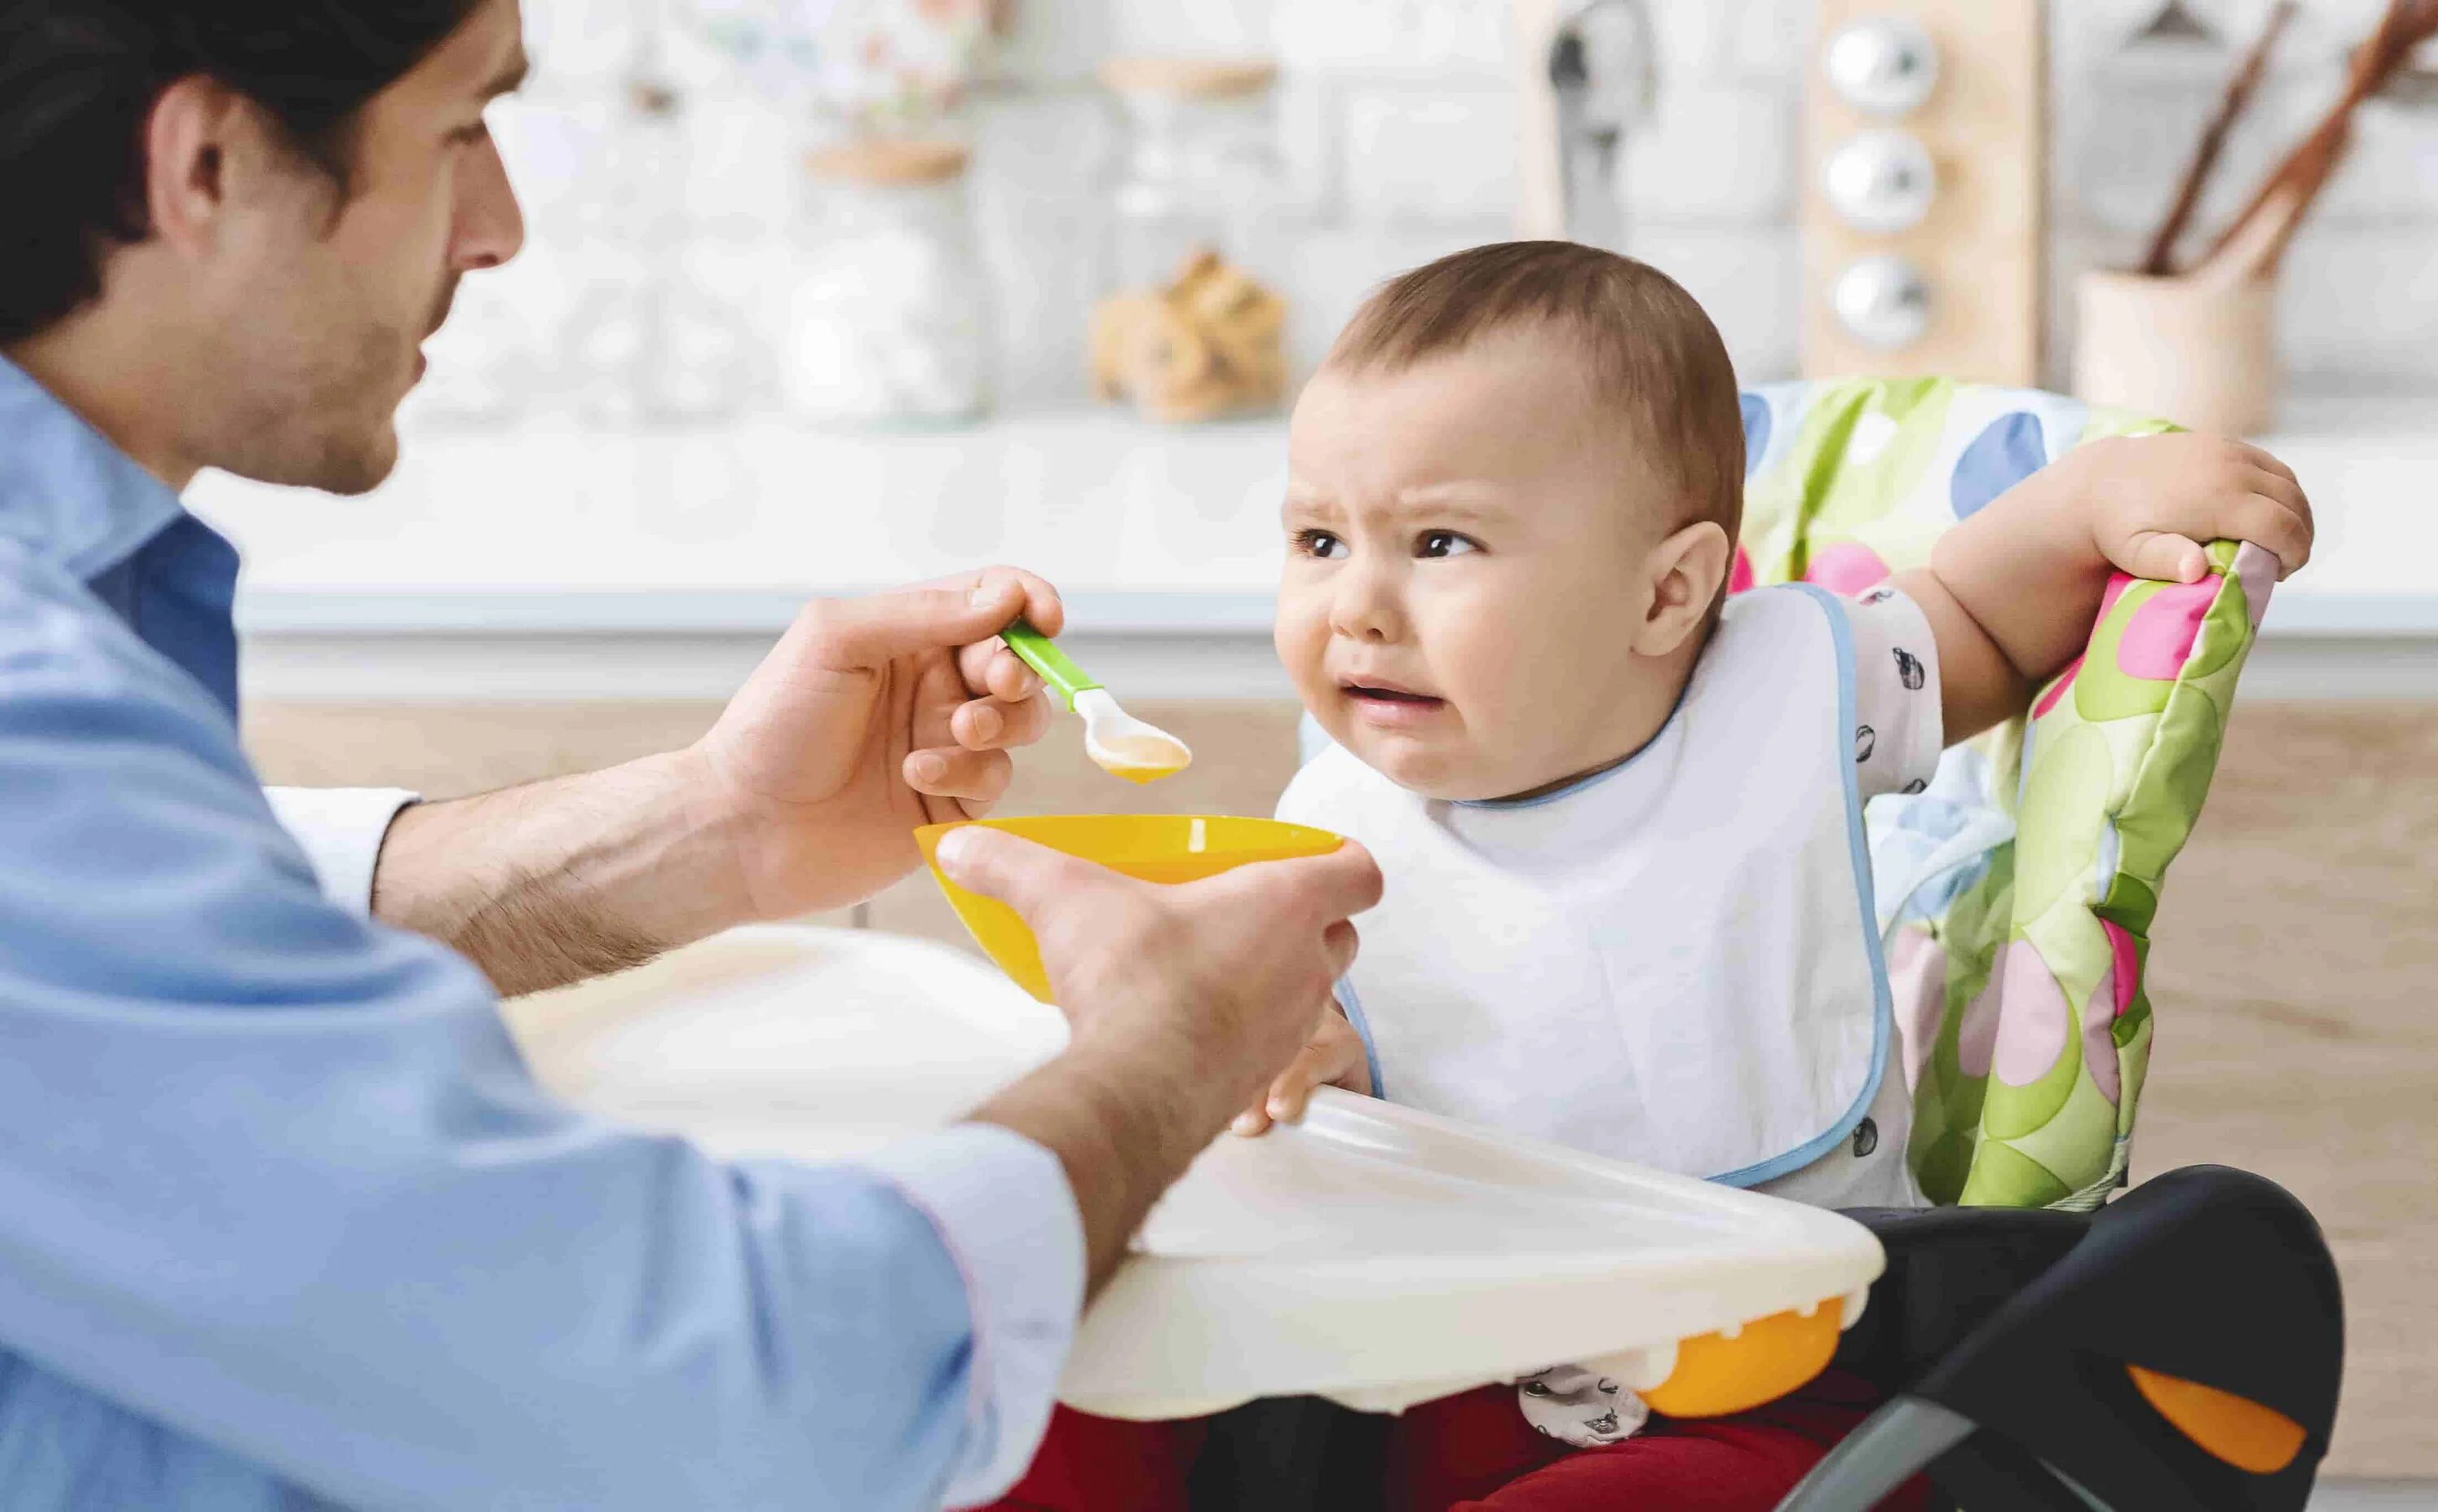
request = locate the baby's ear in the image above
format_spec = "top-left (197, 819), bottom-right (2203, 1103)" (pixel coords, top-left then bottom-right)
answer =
top-left (1633, 520), bottom-right (1732, 656)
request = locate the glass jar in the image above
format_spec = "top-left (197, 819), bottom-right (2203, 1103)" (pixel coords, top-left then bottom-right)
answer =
top-left (562, 76), bottom-right (762, 427)
top-left (784, 139), bottom-right (992, 427)
top-left (1091, 58), bottom-right (1292, 424)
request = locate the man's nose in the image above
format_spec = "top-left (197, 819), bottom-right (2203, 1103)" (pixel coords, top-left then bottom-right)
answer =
top-left (452, 133), bottom-right (527, 271)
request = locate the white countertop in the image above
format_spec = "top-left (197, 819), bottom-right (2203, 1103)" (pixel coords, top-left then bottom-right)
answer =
top-left (186, 389), bottom-right (2438, 701)
top-left (188, 409), bottom-right (1291, 636)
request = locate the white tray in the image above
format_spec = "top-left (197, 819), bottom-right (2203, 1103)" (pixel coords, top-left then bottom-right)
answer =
top-left (515, 926), bottom-right (1885, 1419)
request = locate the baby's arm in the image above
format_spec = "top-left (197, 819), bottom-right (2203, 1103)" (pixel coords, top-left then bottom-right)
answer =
top-left (1893, 432), bottom-right (2313, 743)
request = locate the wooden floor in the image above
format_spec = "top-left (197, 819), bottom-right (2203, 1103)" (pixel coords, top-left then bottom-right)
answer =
top-left (245, 699), bottom-right (2438, 1475)
top-left (2135, 704), bottom-right (2438, 1476)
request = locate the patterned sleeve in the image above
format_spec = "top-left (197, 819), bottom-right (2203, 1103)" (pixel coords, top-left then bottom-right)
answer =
top-left (1842, 583), bottom-right (1945, 802)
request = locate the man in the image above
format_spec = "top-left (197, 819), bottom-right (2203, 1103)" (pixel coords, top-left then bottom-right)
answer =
top-left (0, 2), bottom-right (1380, 1508)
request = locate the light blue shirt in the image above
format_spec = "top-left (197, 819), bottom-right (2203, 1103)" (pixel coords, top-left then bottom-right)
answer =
top-left (0, 355), bottom-right (1083, 1511)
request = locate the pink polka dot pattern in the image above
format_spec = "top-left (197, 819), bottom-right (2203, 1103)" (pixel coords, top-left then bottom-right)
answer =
top-left (2102, 920), bottom-right (2139, 1017)
top-left (1989, 942), bottom-right (2069, 1088)
top-left (1887, 929), bottom-right (1948, 1094)
top-left (2034, 656), bottom-right (2082, 719)
top-left (1729, 544), bottom-right (1756, 596)
top-left (1803, 543), bottom-right (1892, 596)
top-left (2082, 962), bottom-right (2123, 1105)
top-left (2233, 541), bottom-right (2277, 631)
top-left (2041, 572), bottom-right (2141, 716)
top-left (2116, 579), bottom-right (2219, 681)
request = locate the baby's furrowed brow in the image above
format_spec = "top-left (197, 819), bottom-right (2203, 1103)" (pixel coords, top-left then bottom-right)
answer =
top-left (1390, 489), bottom-right (1512, 527)
top-left (1281, 489), bottom-right (1344, 523)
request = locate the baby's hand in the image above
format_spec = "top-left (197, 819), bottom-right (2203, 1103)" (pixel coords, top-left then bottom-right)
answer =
top-left (1231, 1004), bottom-right (1371, 1137)
top-left (2068, 432), bottom-right (2313, 585)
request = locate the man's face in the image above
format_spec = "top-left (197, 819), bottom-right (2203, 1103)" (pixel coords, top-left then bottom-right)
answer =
top-left (197, 0), bottom-right (527, 493)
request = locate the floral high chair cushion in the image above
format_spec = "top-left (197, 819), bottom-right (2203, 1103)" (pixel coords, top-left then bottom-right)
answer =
top-left (1740, 376), bottom-right (2276, 1211)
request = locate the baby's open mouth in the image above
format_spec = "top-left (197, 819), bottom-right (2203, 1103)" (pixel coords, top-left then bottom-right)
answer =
top-left (1340, 681), bottom-right (1448, 723)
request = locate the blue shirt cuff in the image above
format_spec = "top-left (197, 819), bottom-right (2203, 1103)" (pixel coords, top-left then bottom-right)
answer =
top-left (861, 1122), bottom-right (1085, 1507)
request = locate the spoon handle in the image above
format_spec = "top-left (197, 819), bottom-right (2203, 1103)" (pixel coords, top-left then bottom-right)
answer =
top-left (1001, 620), bottom-right (1102, 711)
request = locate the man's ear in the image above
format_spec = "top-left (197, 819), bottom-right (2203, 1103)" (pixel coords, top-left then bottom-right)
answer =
top-left (141, 77), bottom-right (280, 257)
top-left (1631, 519), bottom-right (1732, 657)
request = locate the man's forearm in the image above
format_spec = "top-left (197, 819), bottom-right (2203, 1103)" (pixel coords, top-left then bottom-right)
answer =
top-left (970, 1036), bottom-right (1242, 1295)
top-left (371, 749), bottom-right (755, 997)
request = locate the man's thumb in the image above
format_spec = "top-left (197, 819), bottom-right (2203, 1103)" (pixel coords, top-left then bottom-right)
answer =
top-left (932, 827), bottom-right (1100, 921)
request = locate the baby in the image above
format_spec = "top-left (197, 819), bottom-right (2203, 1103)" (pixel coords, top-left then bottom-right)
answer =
top-left (986, 241), bottom-right (2310, 1512)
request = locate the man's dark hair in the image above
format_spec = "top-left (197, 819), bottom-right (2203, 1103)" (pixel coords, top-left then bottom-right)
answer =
top-left (0, 1), bottom-right (481, 343)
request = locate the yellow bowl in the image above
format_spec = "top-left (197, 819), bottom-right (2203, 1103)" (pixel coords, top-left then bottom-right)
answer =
top-left (914, 815), bottom-right (1347, 1003)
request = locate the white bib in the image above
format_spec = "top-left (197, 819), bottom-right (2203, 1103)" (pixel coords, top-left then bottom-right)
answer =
top-left (1280, 586), bottom-right (1914, 1205)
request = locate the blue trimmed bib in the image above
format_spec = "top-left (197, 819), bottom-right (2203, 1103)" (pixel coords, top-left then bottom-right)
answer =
top-left (1278, 586), bottom-right (1919, 1207)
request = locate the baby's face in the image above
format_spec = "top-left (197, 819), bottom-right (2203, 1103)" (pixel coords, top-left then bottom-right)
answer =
top-left (1277, 337), bottom-right (1692, 801)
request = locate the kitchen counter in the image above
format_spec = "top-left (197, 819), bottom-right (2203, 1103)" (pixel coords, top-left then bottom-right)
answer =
top-left (187, 391), bottom-right (2438, 702)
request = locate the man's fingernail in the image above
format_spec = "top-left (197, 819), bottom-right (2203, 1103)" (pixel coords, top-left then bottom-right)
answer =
top-left (1267, 1097), bottom-right (1293, 1121)
top-left (970, 704), bottom-right (1004, 741)
top-left (970, 580), bottom-right (1001, 608)
top-left (1233, 1111), bottom-right (1265, 1136)
top-left (934, 827), bottom-right (975, 869)
top-left (913, 753), bottom-right (947, 783)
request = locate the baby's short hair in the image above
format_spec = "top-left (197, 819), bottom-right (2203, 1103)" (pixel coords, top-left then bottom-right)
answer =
top-left (1325, 241), bottom-right (1746, 545)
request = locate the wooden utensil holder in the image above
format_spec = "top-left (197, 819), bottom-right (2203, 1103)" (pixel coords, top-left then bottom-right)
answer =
top-left (2073, 269), bottom-right (2275, 437)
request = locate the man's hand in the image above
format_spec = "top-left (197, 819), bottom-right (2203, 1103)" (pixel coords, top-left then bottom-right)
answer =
top-left (1231, 1005), bottom-right (1371, 1137)
top-left (691, 567), bottom-right (1065, 921)
top-left (941, 827), bottom-right (1383, 1289)
top-left (369, 569), bottom-right (1067, 996)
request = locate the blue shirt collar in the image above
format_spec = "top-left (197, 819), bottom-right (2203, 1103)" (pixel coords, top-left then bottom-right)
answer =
top-left (0, 352), bottom-right (188, 582)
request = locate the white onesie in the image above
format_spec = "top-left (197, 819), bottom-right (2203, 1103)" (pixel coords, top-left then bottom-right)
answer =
top-left (1275, 583), bottom-right (1945, 1445)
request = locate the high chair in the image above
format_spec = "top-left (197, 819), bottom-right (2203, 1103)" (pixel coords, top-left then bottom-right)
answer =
top-left (1742, 378), bottom-right (2343, 1509)
top-left (1230, 376), bottom-right (2343, 1511)
top-left (515, 379), bottom-right (2341, 1511)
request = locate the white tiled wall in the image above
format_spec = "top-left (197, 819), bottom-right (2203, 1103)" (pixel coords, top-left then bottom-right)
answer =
top-left (505, 0), bottom-right (2438, 412)
top-left (975, 0), bottom-right (2438, 393)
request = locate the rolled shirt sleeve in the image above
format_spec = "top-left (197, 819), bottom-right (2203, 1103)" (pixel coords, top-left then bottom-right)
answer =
top-left (863, 1127), bottom-right (1087, 1507)
top-left (262, 786), bottom-right (419, 916)
top-left (0, 561), bottom-right (1082, 1511)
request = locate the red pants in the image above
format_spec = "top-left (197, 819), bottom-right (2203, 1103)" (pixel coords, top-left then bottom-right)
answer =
top-left (983, 1372), bottom-right (1928, 1512)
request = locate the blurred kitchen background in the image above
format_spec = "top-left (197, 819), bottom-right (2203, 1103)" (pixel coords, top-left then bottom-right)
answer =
top-left (198, 0), bottom-right (2437, 1492)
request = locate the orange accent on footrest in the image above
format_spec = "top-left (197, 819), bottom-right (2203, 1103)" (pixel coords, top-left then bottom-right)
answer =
top-left (2126, 1364), bottom-right (2307, 1475)
top-left (1642, 1302), bottom-right (1842, 1419)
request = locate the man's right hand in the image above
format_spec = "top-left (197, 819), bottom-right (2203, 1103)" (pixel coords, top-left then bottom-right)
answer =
top-left (939, 827), bottom-right (1382, 1289)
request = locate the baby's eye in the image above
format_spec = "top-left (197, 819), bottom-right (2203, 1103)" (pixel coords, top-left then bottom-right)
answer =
top-left (1295, 529), bottom-right (1348, 561)
top-left (1416, 531), bottom-right (1480, 559)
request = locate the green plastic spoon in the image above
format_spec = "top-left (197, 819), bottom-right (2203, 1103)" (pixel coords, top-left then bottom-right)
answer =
top-left (1001, 621), bottom-right (1194, 784)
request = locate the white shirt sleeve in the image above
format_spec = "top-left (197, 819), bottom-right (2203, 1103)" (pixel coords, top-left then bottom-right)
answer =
top-left (863, 1125), bottom-right (1089, 1507)
top-left (1840, 585), bottom-right (1944, 802)
top-left (262, 786), bottom-right (420, 916)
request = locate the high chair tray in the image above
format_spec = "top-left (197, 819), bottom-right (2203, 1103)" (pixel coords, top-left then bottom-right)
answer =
top-left (516, 926), bottom-right (1885, 1421)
